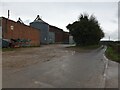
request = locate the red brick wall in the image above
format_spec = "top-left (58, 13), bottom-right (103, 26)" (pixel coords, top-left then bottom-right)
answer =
top-left (49, 25), bottom-right (69, 43)
top-left (2, 17), bottom-right (40, 46)
top-left (49, 25), bottom-right (64, 43)
top-left (63, 32), bottom-right (69, 43)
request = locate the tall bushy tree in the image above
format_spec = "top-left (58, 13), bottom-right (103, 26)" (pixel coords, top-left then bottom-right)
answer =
top-left (66, 14), bottom-right (104, 46)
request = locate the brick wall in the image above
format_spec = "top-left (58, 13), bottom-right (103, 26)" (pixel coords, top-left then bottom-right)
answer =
top-left (2, 17), bottom-right (40, 46)
top-left (49, 25), bottom-right (69, 43)
top-left (49, 25), bottom-right (64, 43)
top-left (63, 32), bottom-right (69, 43)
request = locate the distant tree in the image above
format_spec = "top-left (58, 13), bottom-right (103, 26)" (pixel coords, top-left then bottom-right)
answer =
top-left (66, 13), bottom-right (104, 46)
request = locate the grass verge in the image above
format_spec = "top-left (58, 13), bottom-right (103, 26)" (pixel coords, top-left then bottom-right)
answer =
top-left (2, 46), bottom-right (41, 52)
top-left (2, 48), bottom-right (17, 52)
top-left (66, 44), bottom-right (101, 52)
top-left (105, 46), bottom-right (120, 63)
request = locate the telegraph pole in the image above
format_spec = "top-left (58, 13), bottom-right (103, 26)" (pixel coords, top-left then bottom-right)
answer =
top-left (8, 10), bottom-right (10, 19)
top-left (109, 36), bottom-right (110, 41)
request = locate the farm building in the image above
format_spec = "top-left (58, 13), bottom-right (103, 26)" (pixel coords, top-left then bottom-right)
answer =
top-left (49, 25), bottom-right (69, 44)
top-left (63, 32), bottom-right (69, 44)
top-left (30, 15), bottom-right (69, 44)
top-left (49, 25), bottom-right (64, 43)
top-left (1, 17), bottom-right (41, 47)
top-left (0, 15), bottom-right (70, 48)
top-left (0, 18), bottom-right (1, 47)
top-left (30, 15), bottom-right (50, 44)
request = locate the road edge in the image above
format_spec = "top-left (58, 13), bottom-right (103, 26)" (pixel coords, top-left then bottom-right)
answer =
top-left (103, 45), bottom-right (119, 88)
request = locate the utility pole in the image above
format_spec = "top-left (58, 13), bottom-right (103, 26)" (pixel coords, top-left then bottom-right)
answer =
top-left (109, 36), bottom-right (110, 41)
top-left (8, 10), bottom-right (10, 19)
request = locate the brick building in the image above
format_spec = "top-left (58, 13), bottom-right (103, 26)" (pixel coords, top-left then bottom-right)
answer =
top-left (49, 25), bottom-right (69, 44)
top-left (49, 25), bottom-right (64, 43)
top-left (30, 15), bottom-right (50, 44)
top-left (63, 32), bottom-right (69, 44)
top-left (30, 15), bottom-right (69, 44)
top-left (1, 17), bottom-right (40, 47)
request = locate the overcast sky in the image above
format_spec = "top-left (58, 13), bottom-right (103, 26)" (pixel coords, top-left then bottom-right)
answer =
top-left (0, 0), bottom-right (119, 41)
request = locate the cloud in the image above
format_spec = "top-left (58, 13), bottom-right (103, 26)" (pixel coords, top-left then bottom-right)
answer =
top-left (109, 29), bottom-right (118, 41)
top-left (24, 19), bottom-right (31, 25)
top-left (1, 2), bottom-right (118, 41)
top-left (1, 0), bottom-right (119, 2)
top-left (101, 29), bottom-right (118, 41)
top-left (111, 19), bottom-right (118, 23)
top-left (118, 2), bottom-right (120, 17)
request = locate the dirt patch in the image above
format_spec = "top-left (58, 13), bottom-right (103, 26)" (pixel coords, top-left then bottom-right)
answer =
top-left (2, 44), bottom-right (74, 69)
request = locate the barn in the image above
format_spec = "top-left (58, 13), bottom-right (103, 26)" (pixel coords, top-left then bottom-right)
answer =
top-left (1, 17), bottom-right (41, 47)
top-left (1, 15), bottom-right (71, 48)
top-left (30, 15), bottom-right (50, 44)
top-left (49, 25), bottom-right (64, 43)
top-left (30, 15), bottom-right (69, 44)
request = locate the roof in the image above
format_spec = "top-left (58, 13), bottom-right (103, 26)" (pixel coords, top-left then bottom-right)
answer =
top-left (1, 16), bottom-right (41, 32)
top-left (32, 15), bottom-right (48, 24)
top-left (17, 17), bottom-right (24, 24)
top-left (49, 25), bottom-right (63, 32)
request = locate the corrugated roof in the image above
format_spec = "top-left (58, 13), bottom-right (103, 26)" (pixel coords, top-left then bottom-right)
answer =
top-left (1, 16), bottom-right (41, 32)
top-left (33, 15), bottom-right (48, 24)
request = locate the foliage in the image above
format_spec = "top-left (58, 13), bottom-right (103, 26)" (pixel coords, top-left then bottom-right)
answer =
top-left (66, 13), bottom-right (104, 46)
top-left (106, 44), bottom-right (120, 63)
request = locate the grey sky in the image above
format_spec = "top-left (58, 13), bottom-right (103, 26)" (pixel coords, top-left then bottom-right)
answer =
top-left (0, 1), bottom-right (119, 41)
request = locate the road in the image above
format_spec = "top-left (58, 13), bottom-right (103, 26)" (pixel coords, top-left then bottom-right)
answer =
top-left (2, 44), bottom-right (118, 88)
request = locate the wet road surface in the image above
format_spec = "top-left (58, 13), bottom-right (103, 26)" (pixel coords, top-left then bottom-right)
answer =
top-left (3, 46), bottom-right (107, 88)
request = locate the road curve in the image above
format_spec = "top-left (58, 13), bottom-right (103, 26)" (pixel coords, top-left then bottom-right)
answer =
top-left (3, 45), bottom-right (110, 88)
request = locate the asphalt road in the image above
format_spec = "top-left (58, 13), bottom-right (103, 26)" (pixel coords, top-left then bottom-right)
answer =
top-left (2, 45), bottom-right (111, 88)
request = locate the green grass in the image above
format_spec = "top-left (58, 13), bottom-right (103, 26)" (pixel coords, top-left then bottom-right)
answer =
top-left (2, 48), bottom-right (17, 52)
top-left (2, 46), bottom-right (41, 52)
top-left (105, 46), bottom-right (120, 63)
top-left (67, 44), bottom-right (100, 49)
top-left (78, 45), bottom-right (101, 49)
top-left (66, 44), bottom-right (101, 52)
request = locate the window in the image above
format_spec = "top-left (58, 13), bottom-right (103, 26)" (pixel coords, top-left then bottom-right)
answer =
top-left (10, 25), bottom-right (14, 30)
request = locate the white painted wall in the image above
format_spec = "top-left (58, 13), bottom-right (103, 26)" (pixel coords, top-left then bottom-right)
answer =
top-left (69, 35), bottom-right (74, 44)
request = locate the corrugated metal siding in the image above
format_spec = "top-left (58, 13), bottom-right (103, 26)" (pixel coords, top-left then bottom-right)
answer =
top-left (63, 32), bottom-right (69, 44)
top-left (49, 32), bottom-right (55, 44)
top-left (30, 22), bottom-right (49, 44)
top-left (49, 25), bottom-right (64, 43)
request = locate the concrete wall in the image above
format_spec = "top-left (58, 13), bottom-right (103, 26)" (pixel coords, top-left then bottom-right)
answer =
top-left (2, 17), bottom-right (40, 46)
top-left (69, 35), bottom-right (74, 44)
